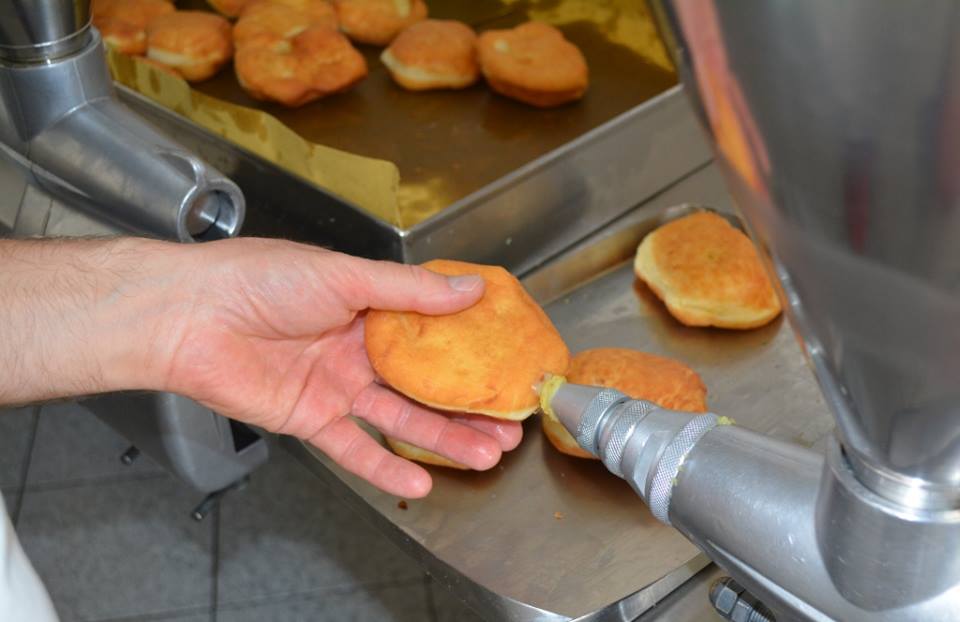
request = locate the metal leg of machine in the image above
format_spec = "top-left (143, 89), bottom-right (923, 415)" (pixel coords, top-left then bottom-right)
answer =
top-left (0, 0), bottom-right (267, 499)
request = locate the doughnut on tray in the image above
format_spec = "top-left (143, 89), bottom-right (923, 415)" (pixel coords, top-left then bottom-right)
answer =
top-left (114, 0), bottom-right (710, 275)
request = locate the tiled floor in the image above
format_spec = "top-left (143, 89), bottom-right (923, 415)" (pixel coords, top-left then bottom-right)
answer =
top-left (1, 403), bottom-right (484, 622)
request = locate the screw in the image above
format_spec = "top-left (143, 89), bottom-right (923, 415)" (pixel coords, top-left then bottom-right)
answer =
top-left (709, 577), bottom-right (775, 622)
top-left (120, 446), bottom-right (140, 466)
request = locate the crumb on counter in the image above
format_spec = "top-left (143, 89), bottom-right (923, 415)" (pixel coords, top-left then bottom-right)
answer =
top-left (398, 500), bottom-right (408, 510)
top-left (554, 511), bottom-right (564, 520)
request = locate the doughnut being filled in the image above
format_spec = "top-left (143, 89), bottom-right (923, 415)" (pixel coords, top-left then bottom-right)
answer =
top-left (365, 259), bottom-right (570, 420)
top-left (542, 348), bottom-right (707, 459)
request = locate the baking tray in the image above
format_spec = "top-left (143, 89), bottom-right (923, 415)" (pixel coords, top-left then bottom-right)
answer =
top-left (285, 165), bottom-right (837, 620)
top-left (117, 1), bottom-right (711, 274)
top-left (183, 0), bottom-right (677, 225)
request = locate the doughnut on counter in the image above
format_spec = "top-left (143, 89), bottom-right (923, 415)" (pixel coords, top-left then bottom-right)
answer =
top-left (92, 0), bottom-right (590, 107)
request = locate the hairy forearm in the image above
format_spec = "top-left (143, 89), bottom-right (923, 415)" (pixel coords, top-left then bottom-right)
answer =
top-left (0, 237), bottom-right (193, 406)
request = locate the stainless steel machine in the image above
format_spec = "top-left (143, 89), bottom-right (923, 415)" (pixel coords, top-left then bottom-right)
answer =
top-left (0, 0), bottom-right (268, 514)
top-left (3, 0), bottom-right (958, 620)
top-left (545, 1), bottom-right (960, 620)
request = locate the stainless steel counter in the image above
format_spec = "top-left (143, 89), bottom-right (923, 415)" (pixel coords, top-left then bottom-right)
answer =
top-left (286, 164), bottom-right (837, 621)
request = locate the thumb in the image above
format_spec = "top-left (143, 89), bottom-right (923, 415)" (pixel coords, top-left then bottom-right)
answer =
top-left (339, 256), bottom-right (485, 315)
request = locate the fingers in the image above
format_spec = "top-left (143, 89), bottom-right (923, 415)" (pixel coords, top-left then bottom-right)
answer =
top-left (352, 384), bottom-right (504, 470)
top-left (309, 416), bottom-right (433, 498)
top-left (449, 413), bottom-right (524, 451)
top-left (337, 256), bottom-right (484, 315)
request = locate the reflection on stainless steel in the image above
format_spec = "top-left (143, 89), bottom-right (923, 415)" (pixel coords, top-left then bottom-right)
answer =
top-left (0, 31), bottom-right (244, 241)
top-left (0, 0), bottom-right (92, 62)
top-left (543, 0), bottom-right (960, 618)
top-left (285, 167), bottom-right (836, 621)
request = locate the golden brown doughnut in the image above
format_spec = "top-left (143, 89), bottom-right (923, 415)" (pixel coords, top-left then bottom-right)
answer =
top-left (381, 20), bottom-right (478, 91)
top-left (206, 0), bottom-right (250, 19)
top-left (334, 0), bottom-right (427, 46)
top-left (233, 1), bottom-right (336, 50)
top-left (239, 0), bottom-right (338, 30)
top-left (146, 11), bottom-right (233, 82)
top-left (477, 21), bottom-right (588, 108)
top-left (634, 211), bottom-right (782, 329)
top-left (92, 0), bottom-right (175, 56)
top-left (235, 25), bottom-right (367, 106)
top-left (543, 348), bottom-right (708, 459)
top-left (365, 259), bottom-right (570, 420)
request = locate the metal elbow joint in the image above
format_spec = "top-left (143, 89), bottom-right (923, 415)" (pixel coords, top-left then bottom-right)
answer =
top-left (0, 24), bottom-right (243, 242)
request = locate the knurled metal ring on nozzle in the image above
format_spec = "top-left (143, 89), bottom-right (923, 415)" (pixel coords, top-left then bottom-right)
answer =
top-left (601, 399), bottom-right (659, 477)
top-left (575, 389), bottom-right (628, 456)
top-left (647, 413), bottom-right (719, 524)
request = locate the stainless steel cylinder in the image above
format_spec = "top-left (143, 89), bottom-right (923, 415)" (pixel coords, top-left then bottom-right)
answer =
top-left (650, 0), bottom-right (960, 612)
top-left (0, 0), bottom-right (92, 62)
top-left (650, 0), bottom-right (960, 510)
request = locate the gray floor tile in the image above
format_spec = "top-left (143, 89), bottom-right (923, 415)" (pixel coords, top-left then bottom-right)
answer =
top-left (26, 401), bottom-right (164, 487)
top-left (217, 451), bottom-right (423, 606)
top-left (216, 582), bottom-right (432, 622)
top-left (0, 406), bottom-right (36, 488)
top-left (16, 476), bottom-right (213, 622)
top-left (429, 580), bottom-right (486, 622)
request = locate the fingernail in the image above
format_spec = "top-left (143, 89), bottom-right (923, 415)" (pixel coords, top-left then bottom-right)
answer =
top-left (447, 275), bottom-right (482, 292)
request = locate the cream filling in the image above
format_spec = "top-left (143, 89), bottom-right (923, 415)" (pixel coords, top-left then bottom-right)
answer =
top-left (393, 0), bottom-right (410, 18)
top-left (283, 25), bottom-right (307, 39)
top-left (381, 49), bottom-right (475, 88)
top-left (104, 31), bottom-right (145, 47)
top-left (147, 47), bottom-right (219, 68)
top-left (538, 373), bottom-right (567, 420)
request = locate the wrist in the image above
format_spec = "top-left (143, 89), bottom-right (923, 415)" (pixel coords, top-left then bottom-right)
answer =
top-left (88, 237), bottom-right (201, 395)
top-left (0, 237), bottom-right (198, 404)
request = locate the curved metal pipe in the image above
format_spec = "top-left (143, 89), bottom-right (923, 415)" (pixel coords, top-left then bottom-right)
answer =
top-left (0, 31), bottom-right (244, 241)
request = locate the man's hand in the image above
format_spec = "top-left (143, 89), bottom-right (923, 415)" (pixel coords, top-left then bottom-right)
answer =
top-left (0, 237), bottom-right (522, 498)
